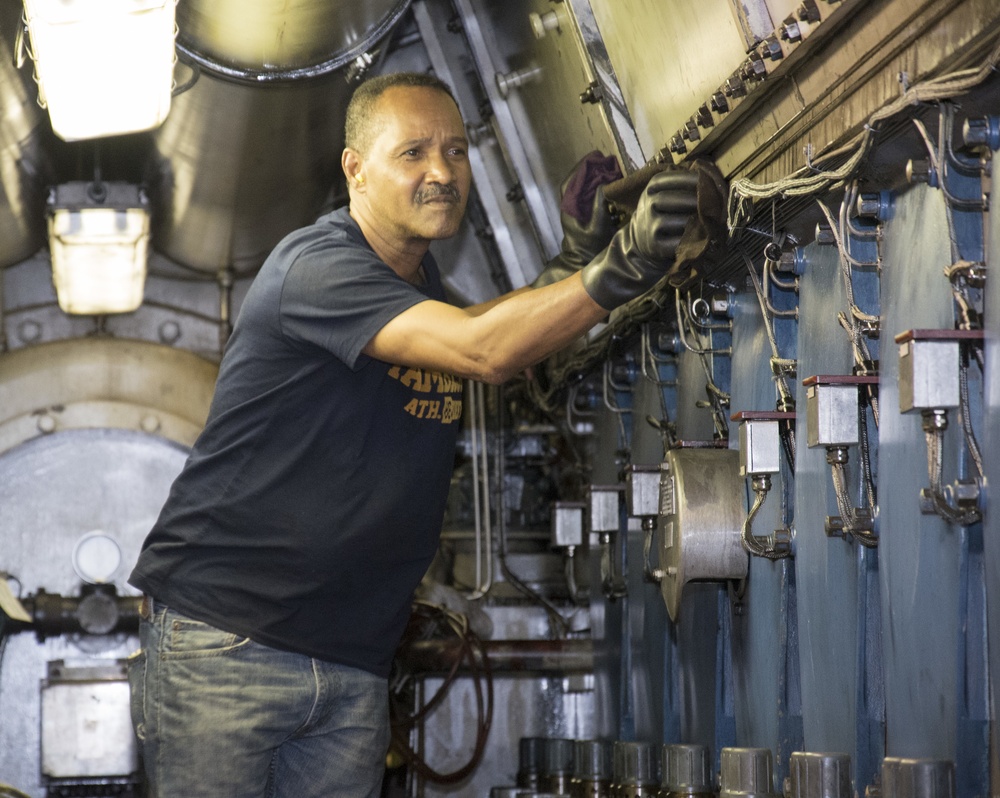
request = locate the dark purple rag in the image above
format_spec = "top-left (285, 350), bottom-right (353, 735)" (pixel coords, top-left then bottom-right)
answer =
top-left (559, 150), bottom-right (623, 223)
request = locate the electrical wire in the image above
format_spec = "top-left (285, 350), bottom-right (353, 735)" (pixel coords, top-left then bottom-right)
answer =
top-left (817, 197), bottom-right (882, 430)
top-left (829, 461), bottom-right (879, 548)
top-left (389, 602), bottom-right (494, 785)
top-left (741, 247), bottom-right (795, 410)
top-left (911, 117), bottom-right (964, 264)
top-left (959, 350), bottom-right (985, 482)
top-left (923, 424), bottom-right (981, 526)
top-left (640, 323), bottom-right (679, 450)
top-left (728, 39), bottom-right (1000, 230)
top-left (837, 185), bottom-right (881, 271)
top-left (841, 183), bottom-right (881, 241)
top-left (495, 383), bottom-right (573, 636)
top-left (741, 476), bottom-right (790, 560)
top-left (674, 289), bottom-right (731, 439)
top-left (466, 380), bottom-right (494, 600)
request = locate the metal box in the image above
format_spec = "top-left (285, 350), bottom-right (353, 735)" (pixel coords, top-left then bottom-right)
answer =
top-left (551, 501), bottom-right (585, 548)
top-left (737, 418), bottom-right (781, 475)
top-left (588, 485), bottom-right (622, 534)
top-left (41, 661), bottom-right (138, 778)
top-left (894, 330), bottom-right (970, 413)
top-left (625, 465), bottom-right (661, 517)
top-left (805, 378), bottom-right (860, 448)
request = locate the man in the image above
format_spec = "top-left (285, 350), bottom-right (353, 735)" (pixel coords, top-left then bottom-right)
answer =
top-left (128, 72), bottom-right (700, 797)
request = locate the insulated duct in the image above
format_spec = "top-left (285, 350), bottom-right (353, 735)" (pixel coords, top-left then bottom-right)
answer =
top-left (0, 0), bottom-right (50, 268)
top-left (151, 0), bottom-right (411, 274)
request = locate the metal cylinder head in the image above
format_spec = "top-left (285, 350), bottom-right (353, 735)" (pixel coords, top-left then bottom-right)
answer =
top-left (881, 758), bottom-right (955, 798)
top-left (544, 739), bottom-right (576, 777)
top-left (612, 741), bottom-right (659, 786)
top-left (574, 740), bottom-right (613, 798)
top-left (575, 740), bottom-right (613, 780)
top-left (661, 744), bottom-right (713, 794)
top-left (719, 747), bottom-right (773, 798)
top-left (518, 738), bottom-right (547, 789)
top-left (540, 738), bottom-right (576, 794)
top-left (786, 752), bottom-right (851, 798)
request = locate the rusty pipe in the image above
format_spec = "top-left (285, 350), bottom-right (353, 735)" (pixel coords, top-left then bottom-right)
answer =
top-left (401, 638), bottom-right (593, 676)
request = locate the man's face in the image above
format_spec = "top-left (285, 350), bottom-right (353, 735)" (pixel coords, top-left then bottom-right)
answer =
top-left (351, 86), bottom-right (472, 245)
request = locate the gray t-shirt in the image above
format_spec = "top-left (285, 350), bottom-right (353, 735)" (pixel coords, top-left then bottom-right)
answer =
top-left (130, 207), bottom-right (464, 677)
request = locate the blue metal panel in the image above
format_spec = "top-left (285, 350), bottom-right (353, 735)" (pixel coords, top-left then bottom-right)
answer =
top-left (728, 284), bottom-right (803, 790)
top-left (878, 182), bottom-right (960, 758)
top-left (630, 376), bottom-right (671, 743)
top-left (590, 403), bottom-right (629, 740)
top-left (675, 348), bottom-right (724, 441)
top-left (676, 583), bottom-right (725, 752)
top-left (793, 239), bottom-right (869, 764)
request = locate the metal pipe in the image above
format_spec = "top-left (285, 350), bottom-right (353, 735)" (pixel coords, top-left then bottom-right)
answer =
top-left (401, 639), bottom-right (594, 675)
top-left (18, 589), bottom-right (141, 640)
top-left (474, 381), bottom-right (494, 597)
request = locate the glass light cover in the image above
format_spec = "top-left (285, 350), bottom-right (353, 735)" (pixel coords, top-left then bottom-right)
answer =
top-left (48, 184), bottom-right (150, 315)
top-left (23, 0), bottom-right (177, 141)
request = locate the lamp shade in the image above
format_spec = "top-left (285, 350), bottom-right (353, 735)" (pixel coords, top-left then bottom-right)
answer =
top-left (23, 0), bottom-right (177, 141)
top-left (48, 183), bottom-right (150, 315)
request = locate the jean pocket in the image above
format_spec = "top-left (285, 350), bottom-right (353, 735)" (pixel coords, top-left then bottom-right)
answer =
top-left (126, 648), bottom-right (146, 741)
top-left (162, 611), bottom-right (252, 658)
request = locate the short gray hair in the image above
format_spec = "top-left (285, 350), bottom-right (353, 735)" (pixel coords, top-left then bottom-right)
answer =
top-left (344, 72), bottom-right (459, 154)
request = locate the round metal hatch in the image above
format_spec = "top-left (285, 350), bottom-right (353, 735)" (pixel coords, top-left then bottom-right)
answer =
top-left (659, 447), bottom-right (747, 621)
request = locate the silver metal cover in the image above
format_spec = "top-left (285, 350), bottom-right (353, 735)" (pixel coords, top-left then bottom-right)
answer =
top-left (626, 465), bottom-right (662, 517)
top-left (41, 677), bottom-right (137, 777)
top-left (589, 485), bottom-right (622, 533)
top-left (658, 448), bottom-right (747, 621)
top-left (897, 339), bottom-right (960, 413)
top-left (552, 502), bottom-right (586, 548)
top-left (738, 419), bottom-right (781, 476)
top-left (806, 384), bottom-right (859, 448)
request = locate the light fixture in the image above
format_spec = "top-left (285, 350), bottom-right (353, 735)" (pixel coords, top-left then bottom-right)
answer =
top-left (21, 0), bottom-right (178, 141)
top-left (48, 182), bottom-right (150, 315)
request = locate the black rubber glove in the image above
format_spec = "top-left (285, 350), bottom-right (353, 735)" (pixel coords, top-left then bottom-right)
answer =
top-left (580, 169), bottom-right (699, 311)
top-left (531, 187), bottom-right (619, 288)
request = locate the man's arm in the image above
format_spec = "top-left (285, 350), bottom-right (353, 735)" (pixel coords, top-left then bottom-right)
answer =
top-left (363, 169), bottom-right (701, 383)
top-left (363, 274), bottom-right (606, 384)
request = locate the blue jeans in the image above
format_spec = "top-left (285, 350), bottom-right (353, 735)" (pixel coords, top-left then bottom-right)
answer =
top-left (127, 599), bottom-right (390, 798)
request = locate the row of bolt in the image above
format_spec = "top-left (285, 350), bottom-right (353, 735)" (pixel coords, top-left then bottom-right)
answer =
top-left (667, 0), bottom-right (843, 157)
top-left (492, 738), bottom-right (957, 798)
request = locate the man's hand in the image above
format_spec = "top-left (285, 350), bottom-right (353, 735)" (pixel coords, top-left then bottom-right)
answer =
top-left (580, 169), bottom-right (699, 311)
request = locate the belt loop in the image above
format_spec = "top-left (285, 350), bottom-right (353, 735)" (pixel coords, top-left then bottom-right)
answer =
top-left (140, 594), bottom-right (153, 620)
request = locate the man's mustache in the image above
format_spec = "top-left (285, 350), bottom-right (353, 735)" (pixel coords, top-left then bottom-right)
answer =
top-left (415, 183), bottom-right (462, 204)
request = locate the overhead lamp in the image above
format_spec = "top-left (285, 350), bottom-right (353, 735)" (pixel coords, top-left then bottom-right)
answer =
top-left (48, 182), bottom-right (150, 315)
top-left (21, 0), bottom-right (177, 141)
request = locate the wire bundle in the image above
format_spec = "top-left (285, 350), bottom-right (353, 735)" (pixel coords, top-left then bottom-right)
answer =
top-left (389, 601), bottom-right (494, 784)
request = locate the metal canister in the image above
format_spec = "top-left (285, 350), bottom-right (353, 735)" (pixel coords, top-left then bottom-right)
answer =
top-left (573, 740), bottom-right (613, 798)
top-left (881, 757), bottom-right (954, 798)
top-left (719, 747), bottom-right (773, 798)
top-left (613, 741), bottom-right (660, 798)
top-left (541, 739), bottom-right (577, 795)
top-left (785, 752), bottom-right (851, 798)
top-left (519, 738), bottom-right (547, 791)
top-left (660, 744), bottom-right (714, 798)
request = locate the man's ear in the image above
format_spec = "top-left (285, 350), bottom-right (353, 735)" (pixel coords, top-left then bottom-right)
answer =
top-left (342, 148), bottom-right (366, 191)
